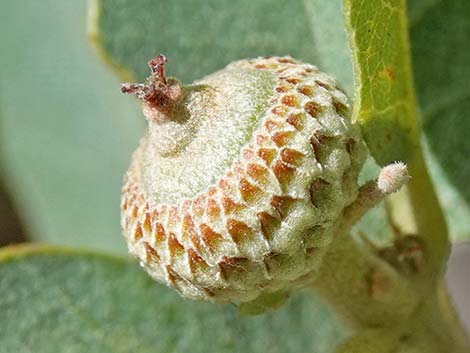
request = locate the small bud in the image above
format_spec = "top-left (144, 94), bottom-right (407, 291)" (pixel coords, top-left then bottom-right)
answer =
top-left (339, 162), bottom-right (410, 230)
top-left (377, 162), bottom-right (409, 194)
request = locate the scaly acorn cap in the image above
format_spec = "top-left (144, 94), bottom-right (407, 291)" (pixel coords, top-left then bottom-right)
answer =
top-left (120, 55), bottom-right (368, 303)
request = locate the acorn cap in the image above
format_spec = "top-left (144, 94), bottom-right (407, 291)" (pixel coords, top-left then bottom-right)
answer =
top-left (121, 56), bottom-right (367, 303)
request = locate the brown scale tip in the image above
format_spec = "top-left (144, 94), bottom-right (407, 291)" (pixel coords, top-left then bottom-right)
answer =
top-left (121, 54), bottom-right (181, 115)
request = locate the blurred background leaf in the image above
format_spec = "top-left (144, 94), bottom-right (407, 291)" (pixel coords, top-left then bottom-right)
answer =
top-left (0, 0), bottom-right (142, 253)
top-left (88, 0), bottom-right (321, 82)
top-left (0, 246), bottom-right (344, 353)
top-left (0, 0), bottom-right (468, 257)
top-left (408, 0), bottom-right (470, 242)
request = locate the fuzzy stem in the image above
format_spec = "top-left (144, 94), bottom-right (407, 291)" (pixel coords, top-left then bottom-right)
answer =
top-left (339, 162), bottom-right (409, 232)
top-left (311, 232), bottom-right (419, 329)
top-left (310, 232), bottom-right (469, 352)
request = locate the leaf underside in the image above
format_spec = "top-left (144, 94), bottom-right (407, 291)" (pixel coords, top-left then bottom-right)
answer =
top-left (345, 0), bottom-right (420, 165)
top-left (0, 246), bottom-right (344, 353)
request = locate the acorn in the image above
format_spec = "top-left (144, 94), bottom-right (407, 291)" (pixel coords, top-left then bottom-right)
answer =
top-left (120, 55), bottom-right (407, 305)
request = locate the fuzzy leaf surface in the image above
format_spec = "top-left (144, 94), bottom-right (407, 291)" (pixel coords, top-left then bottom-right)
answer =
top-left (0, 246), bottom-right (343, 353)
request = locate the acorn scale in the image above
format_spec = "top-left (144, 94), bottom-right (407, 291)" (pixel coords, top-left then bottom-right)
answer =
top-left (120, 55), bottom-right (369, 303)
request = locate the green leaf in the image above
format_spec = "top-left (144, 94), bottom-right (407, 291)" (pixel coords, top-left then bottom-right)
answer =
top-left (0, 246), bottom-right (344, 353)
top-left (345, 0), bottom-right (420, 165)
top-left (88, 0), bottom-right (322, 83)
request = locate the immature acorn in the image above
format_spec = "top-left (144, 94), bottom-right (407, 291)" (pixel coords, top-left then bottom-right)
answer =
top-left (120, 55), bottom-right (408, 305)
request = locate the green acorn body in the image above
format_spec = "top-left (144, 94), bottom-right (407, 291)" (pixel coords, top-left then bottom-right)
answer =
top-left (121, 55), bottom-right (367, 303)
